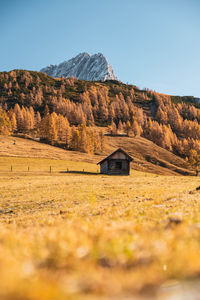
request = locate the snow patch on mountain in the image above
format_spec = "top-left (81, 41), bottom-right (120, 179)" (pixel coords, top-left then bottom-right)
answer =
top-left (40, 52), bottom-right (118, 81)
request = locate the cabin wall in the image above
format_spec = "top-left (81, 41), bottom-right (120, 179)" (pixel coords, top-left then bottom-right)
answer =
top-left (100, 160), bottom-right (108, 174)
top-left (108, 159), bottom-right (129, 175)
top-left (110, 152), bottom-right (127, 160)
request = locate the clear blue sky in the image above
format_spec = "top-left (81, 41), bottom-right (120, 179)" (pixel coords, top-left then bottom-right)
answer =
top-left (1, 0), bottom-right (200, 97)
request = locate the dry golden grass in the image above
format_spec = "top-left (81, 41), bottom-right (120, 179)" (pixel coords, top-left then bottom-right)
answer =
top-left (0, 135), bottom-right (99, 163)
top-left (0, 153), bottom-right (200, 299)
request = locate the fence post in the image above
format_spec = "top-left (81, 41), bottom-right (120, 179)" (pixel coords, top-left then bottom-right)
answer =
top-left (11, 165), bottom-right (13, 172)
top-left (50, 166), bottom-right (52, 173)
top-left (28, 166), bottom-right (30, 172)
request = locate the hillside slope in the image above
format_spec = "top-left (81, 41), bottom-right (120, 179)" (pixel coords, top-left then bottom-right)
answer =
top-left (0, 135), bottom-right (193, 175)
top-left (105, 135), bottom-right (193, 175)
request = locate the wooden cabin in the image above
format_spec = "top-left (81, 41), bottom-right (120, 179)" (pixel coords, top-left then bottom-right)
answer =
top-left (97, 148), bottom-right (133, 175)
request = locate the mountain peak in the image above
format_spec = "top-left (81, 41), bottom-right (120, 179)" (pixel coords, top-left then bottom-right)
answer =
top-left (40, 52), bottom-right (118, 81)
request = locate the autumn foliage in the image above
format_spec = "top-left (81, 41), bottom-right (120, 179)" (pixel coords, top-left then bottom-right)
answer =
top-left (0, 70), bottom-right (200, 158)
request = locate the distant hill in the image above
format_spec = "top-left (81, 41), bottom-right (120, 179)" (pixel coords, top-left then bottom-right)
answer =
top-left (0, 69), bottom-right (199, 115)
top-left (40, 52), bottom-right (118, 81)
top-left (0, 135), bottom-right (193, 176)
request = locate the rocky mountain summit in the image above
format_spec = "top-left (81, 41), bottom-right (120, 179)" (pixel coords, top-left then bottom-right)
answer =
top-left (40, 52), bottom-right (118, 81)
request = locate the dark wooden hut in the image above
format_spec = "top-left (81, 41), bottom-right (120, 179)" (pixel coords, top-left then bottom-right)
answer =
top-left (97, 148), bottom-right (133, 175)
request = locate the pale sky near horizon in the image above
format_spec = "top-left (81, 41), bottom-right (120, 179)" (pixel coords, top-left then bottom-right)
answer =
top-left (1, 0), bottom-right (200, 97)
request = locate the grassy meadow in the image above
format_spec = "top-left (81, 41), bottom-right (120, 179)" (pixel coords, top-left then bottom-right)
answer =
top-left (1, 156), bottom-right (200, 299)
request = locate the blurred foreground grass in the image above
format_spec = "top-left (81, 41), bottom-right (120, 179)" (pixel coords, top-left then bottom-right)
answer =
top-left (0, 156), bottom-right (200, 299)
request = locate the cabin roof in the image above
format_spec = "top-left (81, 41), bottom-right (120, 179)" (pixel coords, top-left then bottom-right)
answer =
top-left (97, 148), bottom-right (133, 165)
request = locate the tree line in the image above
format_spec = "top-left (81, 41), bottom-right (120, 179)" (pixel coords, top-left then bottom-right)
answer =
top-left (0, 104), bottom-right (104, 154)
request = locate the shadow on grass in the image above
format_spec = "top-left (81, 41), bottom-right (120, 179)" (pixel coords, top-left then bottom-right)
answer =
top-left (60, 171), bottom-right (130, 176)
top-left (60, 170), bottom-right (100, 175)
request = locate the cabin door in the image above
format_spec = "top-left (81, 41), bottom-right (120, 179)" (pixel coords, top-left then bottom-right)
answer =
top-left (115, 161), bottom-right (122, 170)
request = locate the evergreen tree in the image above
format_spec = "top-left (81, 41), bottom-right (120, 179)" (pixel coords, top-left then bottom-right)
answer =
top-left (71, 127), bottom-right (80, 150)
top-left (65, 118), bottom-right (72, 148)
top-left (189, 149), bottom-right (200, 176)
top-left (109, 120), bottom-right (117, 135)
top-left (0, 110), bottom-right (12, 135)
top-left (14, 104), bottom-right (24, 132)
top-left (99, 129), bottom-right (105, 152)
top-left (10, 113), bottom-right (17, 132)
top-left (35, 111), bottom-right (41, 129)
top-left (47, 113), bottom-right (58, 144)
top-left (125, 120), bottom-right (132, 136)
top-left (118, 120), bottom-right (124, 134)
top-left (132, 120), bottom-right (141, 137)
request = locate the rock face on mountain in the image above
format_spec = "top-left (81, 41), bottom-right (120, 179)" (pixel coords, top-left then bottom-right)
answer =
top-left (40, 52), bottom-right (117, 81)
